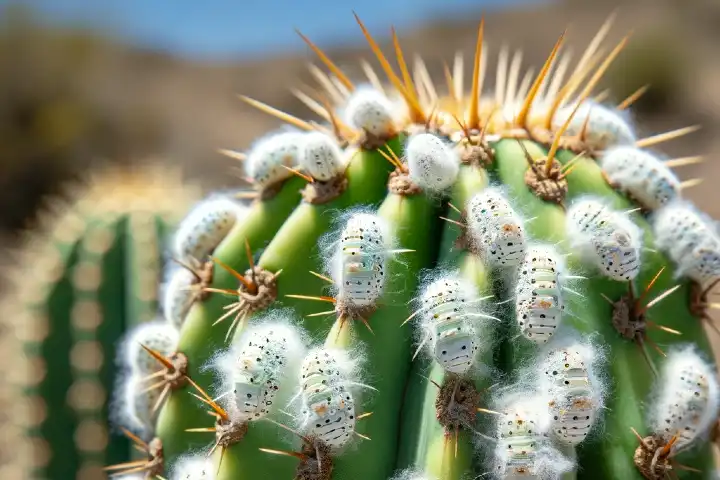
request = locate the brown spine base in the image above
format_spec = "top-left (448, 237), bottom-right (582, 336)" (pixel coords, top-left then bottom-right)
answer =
top-left (239, 266), bottom-right (279, 311)
top-left (359, 130), bottom-right (397, 151)
top-left (215, 417), bottom-right (250, 451)
top-left (295, 438), bottom-right (334, 480)
top-left (634, 435), bottom-right (677, 480)
top-left (388, 169), bottom-right (423, 196)
top-left (435, 374), bottom-right (481, 434)
top-left (524, 158), bottom-right (568, 205)
top-left (301, 175), bottom-right (349, 205)
top-left (259, 180), bottom-right (287, 201)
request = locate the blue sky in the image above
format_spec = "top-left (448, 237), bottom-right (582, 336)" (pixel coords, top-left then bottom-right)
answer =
top-left (15, 0), bottom-right (542, 59)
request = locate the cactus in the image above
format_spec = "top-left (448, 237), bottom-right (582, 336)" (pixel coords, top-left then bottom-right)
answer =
top-left (0, 165), bottom-right (202, 479)
top-left (107, 13), bottom-right (720, 480)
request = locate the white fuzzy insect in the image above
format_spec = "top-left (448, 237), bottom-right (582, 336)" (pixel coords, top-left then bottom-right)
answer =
top-left (566, 198), bottom-right (642, 281)
top-left (170, 454), bottom-right (215, 480)
top-left (219, 320), bottom-right (307, 422)
top-left (297, 347), bottom-right (367, 450)
top-left (245, 130), bottom-right (305, 189)
top-left (405, 133), bottom-right (460, 192)
top-left (162, 267), bottom-right (197, 330)
top-left (493, 396), bottom-right (573, 479)
top-left (601, 146), bottom-right (680, 210)
top-left (173, 197), bottom-right (245, 264)
top-left (122, 321), bottom-right (179, 376)
top-left (466, 188), bottom-right (527, 267)
top-left (515, 245), bottom-right (566, 344)
top-left (552, 101), bottom-right (635, 151)
top-left (538, 344), bottom-right (602, 446)
top-left (118, 374), bottom-right (161, 435)
top-left (414, 273), bottom-right (495, 375)
top-left (331, 212), bottom-right (392, 308)
top-left (648, 345), bottom-right (720, 451)
top-left (653, 201), bottom-right (720, 284)
top-left (389, 469), bottom-right (433, 480)
top-left (298, 131), bottom-right (346, 181)
top-left (343, 86), bottom-right (398, 139)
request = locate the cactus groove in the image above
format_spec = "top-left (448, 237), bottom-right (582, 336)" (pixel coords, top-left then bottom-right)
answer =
top-left (98, 13), bottom-right (720, 480)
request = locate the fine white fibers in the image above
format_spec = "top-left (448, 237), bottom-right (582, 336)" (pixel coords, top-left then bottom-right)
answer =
top-left (648, 344), bottom-right (720, 451)
top-left (601, 146), bottom-right (680, 210)
top-left (245, 130), bottom-right (305, 188)
top-left (565, 197), bottom-right (642, 281)
top-left (466, 187), bottom-right (527, 267)
top-left (173, 196), bottom-right (244, 264)
top-left (122, 321), bottom-right (179, 376)
top-left (331, 212), bottom-right (392, 308)
top-left (214, 316), bottom-right (307, 423)
top-left (414, 271), bottom-right (493, 375)
top-left (343, 86), bottom-right (398, 138)
top-left (296, 347), bottom-right (364, 450)
top-left (652, 200), bottom-right (720, 284)
top-left (162, 267), bottom-right (196, 330)
top-left (515, 245), bottom-right (565, 344)
top-left (298, 347), bottom-right (365, 396)
top-left (298, 131), bottom-right (346, 181)
top-left (170, 454), bottom-right (215, 480)
top-left (115, 373), bottom-right (160, 437)
top-left (552, 101), bottom-right (635, 150)
top-left (405, 133), bottom-right (460, 192)
top-left (493, 394), bottom-right (572, 479)
top-left (537, 343), bottom-right (603, 446)
top-left (389, 469), bottom-right (434, 480)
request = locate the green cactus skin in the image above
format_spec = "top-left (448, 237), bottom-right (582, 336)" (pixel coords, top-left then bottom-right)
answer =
top-left (324, 187), bottom-right (442, 480)
top-left (156, 174), bottom-right (307, 459)
top-left (157, 140), bottom-right (402, 463)
top-left (109, 17), bottom-right (720, 480)
top-left (397, 165), bottom-right (492, 480)
top-left (1, 167), bottom-right (199, 480)
top-left (256, 138), bottom-right (403, 325)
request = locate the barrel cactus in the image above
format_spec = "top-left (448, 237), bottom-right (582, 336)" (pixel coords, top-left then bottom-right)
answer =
top-left (0, 166), bottom-right (201, 479)
top-left (107, 14), bottom-right (718, 480)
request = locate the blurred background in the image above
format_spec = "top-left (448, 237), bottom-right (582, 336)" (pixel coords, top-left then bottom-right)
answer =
top-left (2, 0), bottom-right (720, 477)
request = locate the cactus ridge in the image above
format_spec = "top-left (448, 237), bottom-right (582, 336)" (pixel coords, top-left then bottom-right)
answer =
top-left (19, 12), bottom-right (710, 480)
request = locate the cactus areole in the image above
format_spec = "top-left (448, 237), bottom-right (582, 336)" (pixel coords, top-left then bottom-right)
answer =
top-left (96, 14), bottom-right (720, 480)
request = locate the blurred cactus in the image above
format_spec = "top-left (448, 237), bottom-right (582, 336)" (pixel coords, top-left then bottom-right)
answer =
top-left (0, 165), bottom-right (201, 479)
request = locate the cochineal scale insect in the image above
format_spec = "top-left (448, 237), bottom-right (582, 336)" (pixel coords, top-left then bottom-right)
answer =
top-left (600, 146), bottom-right (680, 211)
top-left (494, 398), bottom-right (549, 478)
top-left (297, 348), bottom-right (362, 449)
top-left (230, 322), bottom-right (306, 421)
top-left (515, 245), bottom-right (567, 344)
top-left (408, 272), bottom-right (497, 375)
top-left (566, 197), bottom-right (642, 282)
top-left (343, 86), bottom-right (398, 141)
top-left (244, 130), bottom-right (306, 189)
top-left (332, 212), bottom-right (390, 309)
top-left (648, 345), bottom-right (720, 452)
top-left (652, 201), bottom-right (720, 285)
top-left (298, 131), bottom-right (346, 182)
top-left (124, 321), bottom-right (179, 377)
top-left (466, 187), bottom-right (527, 267)
top-left (492, 395), bottom-right (573, 479)
top-left (173, 196), bottom-right (245, 265)
top-left (539, 345), bottom-right (600, 446)
top-left (551, 101), bottom-right (636, 151)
